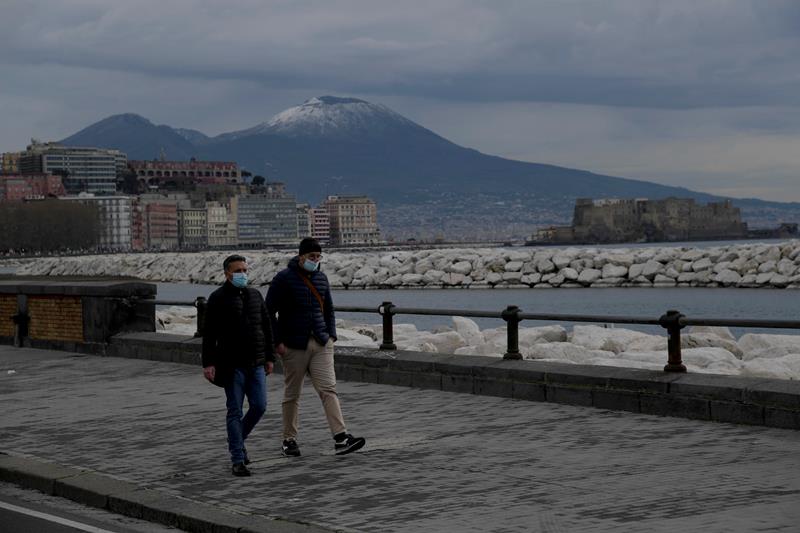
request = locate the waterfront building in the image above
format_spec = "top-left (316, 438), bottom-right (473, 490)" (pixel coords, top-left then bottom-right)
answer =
top-left (206, 201), bottom-right (237, 248)
top-left (60, 194), bottom-right (132, 251)
top-left (297, 203), bottom-right (312, 238)
top-left (131, 193), bottom-right (185, 250)
top-left (129, 158), bottom-right (243, 191)
top-left (233, 191), bottom-right (298, 247)
top-left (0, 174), bottom-right (65, 201)
top-left (1, 152), bottom-right (22, 174)
top-left (310, 207), bottom-right (330, 245)
top-left (322, 195), bottom-right (382, 246)
top-left (19, 141), bottom-right (125, 195)
top-left (178, 207), bottom-right (208, 249)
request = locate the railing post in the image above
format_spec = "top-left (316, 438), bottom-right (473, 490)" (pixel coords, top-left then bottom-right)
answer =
top-left (379, 301), bottom-right (397, 350)
top-left (194, 296), bottom-right (207, 338)
top-left (659, 309), bottom-right (687, 372)
top-left (11, 311), bottom-right (29, 348)
top-left (502, 305), bottom-right (522, 360)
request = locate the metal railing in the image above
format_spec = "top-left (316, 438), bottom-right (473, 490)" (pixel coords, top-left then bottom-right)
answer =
top-left (148, 297), bottom-right (800, 373)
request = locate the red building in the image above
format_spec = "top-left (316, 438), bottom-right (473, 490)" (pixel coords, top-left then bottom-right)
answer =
top-left (0, 174), bottom-right (65, 202)
top-left (129, 158), bottom-right (242, 191)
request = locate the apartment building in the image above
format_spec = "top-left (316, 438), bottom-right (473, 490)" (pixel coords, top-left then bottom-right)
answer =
top-left (1, 152), bottom-right (22, 174)
top-left (61, 194), bottom-right (132, 251)
top-left (206, 201), bottom-right (237, 248)
top-left (233, 192), bottom-right (298, 247)
top-left (310, 207), bottom-right (330, 245)
top-left (0, 174), bottom-right (65, 201)
top-left (322, 195), bottom-right (381, 246)
top-left (20, 141), bottom-right (126, 195)
top-left (178, 207), bottom-right (208, 249)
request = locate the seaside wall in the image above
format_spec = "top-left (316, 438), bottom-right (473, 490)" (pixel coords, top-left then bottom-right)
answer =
top-left (7, 240), bottom-right (800, 289)
top-left (107, 331), bottom-right (800, 430)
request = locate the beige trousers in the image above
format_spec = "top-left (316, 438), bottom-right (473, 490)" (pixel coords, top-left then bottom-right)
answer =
top-left (281, 338), bottom-right (346, 439)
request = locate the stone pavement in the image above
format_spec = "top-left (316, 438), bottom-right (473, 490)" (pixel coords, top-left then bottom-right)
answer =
top-left (1, 344), bottom-right (800, 533)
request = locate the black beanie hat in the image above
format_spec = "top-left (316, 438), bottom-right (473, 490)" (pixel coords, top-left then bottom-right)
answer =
top-left (299, 237), bottom-right (322, 256)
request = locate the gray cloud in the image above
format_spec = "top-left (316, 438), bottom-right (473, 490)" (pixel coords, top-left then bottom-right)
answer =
top-left (2, 1), bottom-right (800, 201)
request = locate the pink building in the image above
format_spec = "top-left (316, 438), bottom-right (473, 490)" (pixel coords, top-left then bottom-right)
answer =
top-left (0, 174), bottom-right (64, 201)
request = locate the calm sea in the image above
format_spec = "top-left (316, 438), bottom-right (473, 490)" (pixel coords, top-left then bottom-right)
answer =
top-left (157, 283), bottom-right (800, 337)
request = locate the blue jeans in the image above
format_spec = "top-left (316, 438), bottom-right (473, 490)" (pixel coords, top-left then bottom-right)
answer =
top-left (224, 366), bottom-right (267, 464)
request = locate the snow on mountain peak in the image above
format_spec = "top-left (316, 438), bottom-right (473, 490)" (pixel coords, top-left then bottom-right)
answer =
top-left (264, 95), bottom-right (414, 137)
top-left (217, 96), bottom-right (416, 142)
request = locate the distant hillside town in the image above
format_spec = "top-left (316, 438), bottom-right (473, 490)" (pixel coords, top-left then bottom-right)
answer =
top-left (0, 140), bottom-right (382, 253)
top-left (530, 197), bottom-right (798, 245)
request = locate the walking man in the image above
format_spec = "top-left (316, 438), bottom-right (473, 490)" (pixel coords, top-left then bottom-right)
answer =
top-left (267, 238), bottom-right (365, 457)
top-left (202, 254), bottom-right (275, 477)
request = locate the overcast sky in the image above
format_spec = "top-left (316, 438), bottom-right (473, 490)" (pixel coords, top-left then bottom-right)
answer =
top-left (2, 0), bottom-right (800, 201)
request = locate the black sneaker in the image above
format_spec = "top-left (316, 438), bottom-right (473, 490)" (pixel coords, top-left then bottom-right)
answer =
top-left (334, 433), bottom-right (365, 455)
top-left (231, 462), bottom-right (251, 477)
top-left (282, 439), bottom-right (301, 457)
top-left (243, 446), bottom-right (250, 465)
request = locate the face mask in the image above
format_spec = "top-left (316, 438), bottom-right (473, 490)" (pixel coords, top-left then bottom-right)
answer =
top-left (231, 272), bottom-right (248, 288)
top-left (302, 259), bottom-right (319, 272)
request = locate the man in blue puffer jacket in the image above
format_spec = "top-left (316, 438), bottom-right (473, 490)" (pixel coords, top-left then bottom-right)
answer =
top-left (267, 237), bottom-right (365, 457)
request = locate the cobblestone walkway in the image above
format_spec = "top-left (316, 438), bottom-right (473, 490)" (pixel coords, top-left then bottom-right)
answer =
top-left (1, 345), bottom-right (799, 532)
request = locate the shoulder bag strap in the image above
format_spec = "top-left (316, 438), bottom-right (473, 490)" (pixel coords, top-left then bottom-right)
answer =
top-left (295, 271), bottom-right (324, 313)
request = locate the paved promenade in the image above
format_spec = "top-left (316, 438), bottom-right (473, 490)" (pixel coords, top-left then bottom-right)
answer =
top-left (1, 344), bottom-right (800, 532)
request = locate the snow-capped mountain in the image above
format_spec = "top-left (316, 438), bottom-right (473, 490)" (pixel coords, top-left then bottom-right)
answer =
top-left (214, 96), bottom-right (424, 142)
top-left (60, 95), bottom-right (794, 238)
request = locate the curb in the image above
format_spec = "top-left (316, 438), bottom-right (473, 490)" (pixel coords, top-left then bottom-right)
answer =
top-left (0, 452), bottom-right (337, 533)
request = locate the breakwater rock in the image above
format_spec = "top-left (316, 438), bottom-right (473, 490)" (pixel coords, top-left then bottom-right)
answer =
top-left (9, 240), bottom-right (800, 289)
top-left (156, 306), bottom-right (800, 380)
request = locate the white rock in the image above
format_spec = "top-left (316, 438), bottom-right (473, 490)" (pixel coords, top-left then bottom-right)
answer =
top-left (691, 258), bottom-right (713, 272)
top-left (739, 333), bottom-right (800, 356)
top-left (524, 342), bottom-right (615, 363)
top-left (642, 260), bottom-right (664, 279)
top-left (682, 333), bottom-right (743, 359)
top-left (452, 316), bottom-right (483, 345)
top-left (504, 260), bottom-right (523, 272)
top-left (687, 325), bottom-right (736, 341)
top-left (561, 267), bottom-right (579, 281)
top-left (449, 261), bottom-right (473, 275)
top-left (537, 259), bottom-right (556, 273)
top-left (602, 264), bottom-right (628, 279)
top-left (485, 272), bottom-right (503, 285)
top-left (569, 325), bottom-right (653, 353)
top-left (577, 268), bottom-right (602, 285)
top-left (713, 269), bottom-right (742, 286)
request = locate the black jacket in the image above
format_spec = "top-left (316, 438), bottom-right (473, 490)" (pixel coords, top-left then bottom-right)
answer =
top-left (266, 256), bottom-right (336, 349)
top-left (201, 281), bottom-right (275, 369)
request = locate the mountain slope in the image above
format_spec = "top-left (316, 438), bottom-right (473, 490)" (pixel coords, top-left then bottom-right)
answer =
top-left (61, 113), bottom-right (198, 160)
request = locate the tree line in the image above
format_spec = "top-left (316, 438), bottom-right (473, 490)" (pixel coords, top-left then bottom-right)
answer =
top-left (0, 200), bottom-right (101, 253)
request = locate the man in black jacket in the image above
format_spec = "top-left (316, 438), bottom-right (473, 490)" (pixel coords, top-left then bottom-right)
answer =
top-left (202, 254), bottom-right (274, 477)
top-left (267, 238), bottom-right (365, 457)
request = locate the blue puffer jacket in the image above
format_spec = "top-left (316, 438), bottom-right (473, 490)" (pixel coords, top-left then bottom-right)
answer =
top-left (266, 256), bottom-right (337, 349)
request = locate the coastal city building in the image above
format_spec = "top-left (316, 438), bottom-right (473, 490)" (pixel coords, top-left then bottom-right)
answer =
top-left (296, 203), bottom-right (312, 239)
top-left (310, 207), bottom-right (331, 245)
top-left (206, 201), bottom-right (237, 248)
top-left (178, 206), bottom-right (208, 249)
top-left (60, 194), bottom-right (132, 251)
top-left (0, 174), bottom-right (65, 202)
top-left (233, 191), bottom-right (298, 247)
top-left (19, 140), bottom-right (126, 195)
top-left (1, 151), bottom-right (22, 174)
top-left (131, 193), bottom-right (186, 250)
top-left (322, 195), bottom-right (382, 246)
top-left (128, 158), bottom-right (243, 192)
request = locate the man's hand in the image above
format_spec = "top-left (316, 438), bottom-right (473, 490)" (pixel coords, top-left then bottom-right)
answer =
top-left (265, 362), bottom-right (274, 375)
top-left (203, 365), bottom-right (216, 382)
top-left (276, 343), bottom-right (287, 357)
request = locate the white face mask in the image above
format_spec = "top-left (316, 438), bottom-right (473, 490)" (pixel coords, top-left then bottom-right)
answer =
top-left (302, 259), bottom-right (319, 272)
